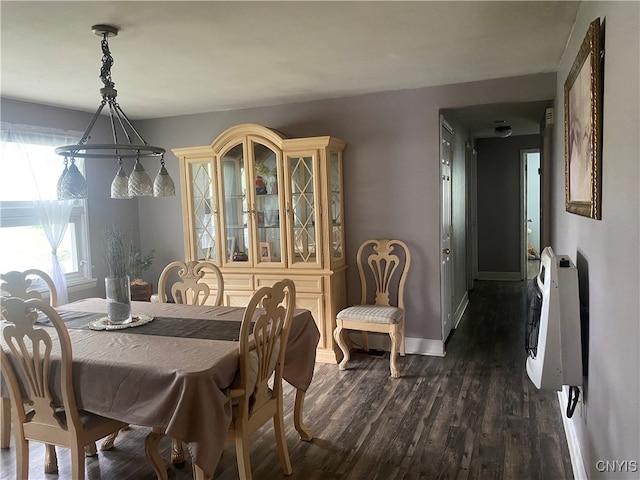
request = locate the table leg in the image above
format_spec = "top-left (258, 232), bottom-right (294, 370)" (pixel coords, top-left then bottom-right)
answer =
top-left (294, 388), bottom-right (313, 441)
top-left (1, 398), bottom-right (10, 448)
top-left (171, 438), bottom-right (186, 465)
top-left (84, 442), bottom-right (97, 457)
top-left (192, 463), bottom-right (212, 480)
top-left (145, 428), bottom-right (169, 480)
top-left (44, 444), bottom-right (58, 473)
top-left (101, 431), bottom-right (119, 451)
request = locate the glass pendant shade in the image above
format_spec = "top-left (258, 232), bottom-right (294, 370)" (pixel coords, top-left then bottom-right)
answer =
top-left (128, 158), bottom-right (153, 197)
top-left (56, 164), bottom-right (69, 200)
top-left (57, 159), bottom-right (88, 200)
top-left (153, 165), bottom-right (176, 197)
top-left (111, 166), bottom-right (130, 199)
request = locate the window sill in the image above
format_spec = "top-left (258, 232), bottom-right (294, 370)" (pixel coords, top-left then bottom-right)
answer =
top-left (67, 276), bottom-right (98, 293)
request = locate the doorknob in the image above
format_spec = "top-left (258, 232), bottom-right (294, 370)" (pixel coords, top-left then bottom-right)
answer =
top-left (442, 248), bottom-right (450, 254)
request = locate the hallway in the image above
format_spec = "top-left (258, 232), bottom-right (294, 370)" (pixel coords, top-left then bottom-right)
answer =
top-left (1, 281), bottom-right (574, 479)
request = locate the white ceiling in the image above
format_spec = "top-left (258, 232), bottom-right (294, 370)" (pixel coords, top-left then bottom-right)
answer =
top-left (1, 1), bottom-right (579, 134)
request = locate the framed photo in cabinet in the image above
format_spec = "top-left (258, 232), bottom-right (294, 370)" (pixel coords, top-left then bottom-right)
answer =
top-left (260, 242), bottom-right (272, 262)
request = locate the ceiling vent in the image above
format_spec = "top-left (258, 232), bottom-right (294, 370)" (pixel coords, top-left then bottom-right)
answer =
top-left (494, 125), bottom-right (512, 138)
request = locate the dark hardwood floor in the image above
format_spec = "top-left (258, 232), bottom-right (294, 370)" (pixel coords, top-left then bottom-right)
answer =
top-left (1, 280), bottom-right (573, 480)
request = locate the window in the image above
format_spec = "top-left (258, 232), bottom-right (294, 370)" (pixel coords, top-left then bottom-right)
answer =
top-left (0, 126), bottom-right (92, 287)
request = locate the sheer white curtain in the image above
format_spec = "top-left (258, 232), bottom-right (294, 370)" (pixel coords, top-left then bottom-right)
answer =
top-left (1, 122), bottom-right (82, 304)
top-left (34, 200), bottom-right (74, 304)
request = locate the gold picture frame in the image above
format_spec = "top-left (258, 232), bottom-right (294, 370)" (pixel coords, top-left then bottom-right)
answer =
top-left (564, 18), bottom-right (603, 219)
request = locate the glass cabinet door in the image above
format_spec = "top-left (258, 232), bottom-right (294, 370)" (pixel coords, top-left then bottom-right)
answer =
top-left (329, 150), bottom-right (345, 262)
top-left (252, 141), bottom-right (283, 266)
top-left (189, 159), bottom-right (218, 261)
top-left (286, 151), bottom-right (321, 268)
top-left (220, 143), bottom-right (249, 264)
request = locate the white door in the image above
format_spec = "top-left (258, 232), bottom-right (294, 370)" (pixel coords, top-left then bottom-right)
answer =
top-left (440, 118), bottom-right (454, 342)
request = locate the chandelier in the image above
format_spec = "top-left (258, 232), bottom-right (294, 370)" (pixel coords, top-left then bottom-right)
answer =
top-left (55, 24), bottom-right (175, 199)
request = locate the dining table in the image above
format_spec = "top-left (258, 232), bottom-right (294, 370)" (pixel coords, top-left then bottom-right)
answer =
top-left (1, 297), bottom-right (321, 480)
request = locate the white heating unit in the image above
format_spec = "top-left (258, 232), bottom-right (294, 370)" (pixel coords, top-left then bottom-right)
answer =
top-left (525, 246), bottom-right (582, 391)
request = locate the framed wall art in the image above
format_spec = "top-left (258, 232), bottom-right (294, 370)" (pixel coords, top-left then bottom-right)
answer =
top-left (564, 17), bottom-right (603, 219)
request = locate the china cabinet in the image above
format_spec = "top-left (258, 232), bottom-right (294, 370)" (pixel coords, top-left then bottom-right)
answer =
top-left (173, 124), bottom-right (346, 363)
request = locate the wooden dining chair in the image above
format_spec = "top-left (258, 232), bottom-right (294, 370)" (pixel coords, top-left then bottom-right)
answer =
top-left (0, 269), bottom-right (58, 307)
top-left (157, 260), bottom-right (224, 306)
top-left (0, 269), bottom-right (60, 473)
top-left (0, 297), bottom-right (128, 479)
top-left (227, 279), bottom-right (296, 480)
top-left (333, 239), bottom-right (411, 378)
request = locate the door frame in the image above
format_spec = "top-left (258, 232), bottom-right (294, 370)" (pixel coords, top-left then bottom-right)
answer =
top-left (469, 145), bottom-right (478, 286)
top-left (520, 148), bottom-right (541, 280)
top-left (440, 115), bottom-right (454, 343)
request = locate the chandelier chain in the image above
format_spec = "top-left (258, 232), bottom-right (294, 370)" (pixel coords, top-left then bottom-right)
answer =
top-left (99, 34), bottom-right (116, 93)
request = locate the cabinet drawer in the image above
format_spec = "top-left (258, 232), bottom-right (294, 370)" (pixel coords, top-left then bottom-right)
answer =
top-left (255, 275), bottom-right (323, 293)
top-left (223, 274), bottom-right (254, 291)
top-left (225, 291), bottom-right (254, 307)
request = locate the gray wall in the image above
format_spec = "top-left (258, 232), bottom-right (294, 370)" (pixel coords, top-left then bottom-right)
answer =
top-left (136, 74), bottom-right (556, 342)
top-left (551, 1), bottom-right (640, 477)
top-left (476, 134), bottom-right (540, 276)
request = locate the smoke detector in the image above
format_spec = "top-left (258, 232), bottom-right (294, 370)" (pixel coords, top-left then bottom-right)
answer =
top-left (494, 125), bottom-right (513, 138)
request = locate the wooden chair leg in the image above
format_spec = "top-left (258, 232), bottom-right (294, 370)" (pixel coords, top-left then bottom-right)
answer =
top-left (389, 326), bottom-right (400, 378)
top-left (361, 331), bottom-right (369, 352)
top-left (334, 321), bottom-right (350, 371)
top-left (235, 429), bottom-right (253, 480)
top-left (0, 398), bottom-right (10, 449)
top-left (70, 443), bottom-right (85, 480)
top-left (274, 403), bottom-right (292, 475)
top-left (399, 319), bottom-right (406, 356)
top-left (16, 435), bottom-right (29, 480)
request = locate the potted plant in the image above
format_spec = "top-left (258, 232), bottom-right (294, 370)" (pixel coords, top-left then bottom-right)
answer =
top-left (103, 225), bottom-right (132, 324)
top-left (128, 244), bottom-right (155, 301)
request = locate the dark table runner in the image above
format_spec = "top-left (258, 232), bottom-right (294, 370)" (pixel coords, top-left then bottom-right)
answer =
top-left (38, 309), bottom-right (246, 341)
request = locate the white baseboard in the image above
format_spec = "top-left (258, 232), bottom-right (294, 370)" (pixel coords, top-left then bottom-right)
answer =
top-left (454, 292), bottom-right (469, 329)
top-left (407, 336), bottom-right (446, 356)
top-left (558, 389), bottom-right (588, 480)
top-left (477, 271), bottom-right (521, 281)
top-left (346, 332), bottom-right (445, 356)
